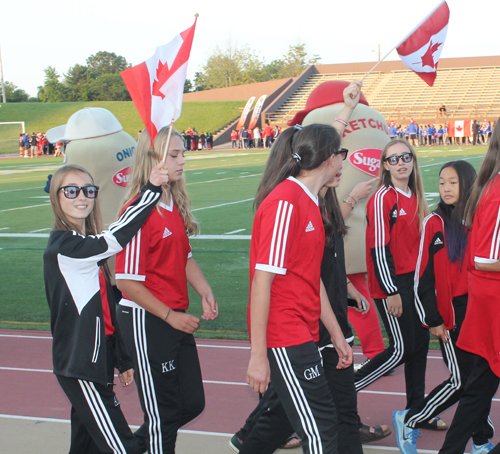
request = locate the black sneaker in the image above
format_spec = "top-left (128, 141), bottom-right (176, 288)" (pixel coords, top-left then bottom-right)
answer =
top-left (229, 434), bottom-right (243, 453)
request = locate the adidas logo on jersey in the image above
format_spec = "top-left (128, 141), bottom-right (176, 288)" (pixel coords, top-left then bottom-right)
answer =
top-left (399, 208), bottom-right (407, 216)
top-left (163, 227), bottom-right (172, 238)
top-left (392, 210), bottom-right (398, 218)
top-left (434, 237), bottom-right (444, 246)
top-left (305, 221), bottom-right (315, 232)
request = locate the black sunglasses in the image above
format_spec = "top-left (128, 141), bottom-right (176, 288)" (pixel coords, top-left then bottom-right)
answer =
top-left (384, 152), bottom-right (413, 166)
top-left (334, 148), bottom-right (349, 161)
top-left (58, 185), bottom-right (99, 199)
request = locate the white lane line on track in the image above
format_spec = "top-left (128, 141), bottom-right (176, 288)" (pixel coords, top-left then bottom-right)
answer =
top-left (0, 414), bottom-right (233, 437)
top-left (225, 229), bottom-right (246, 234)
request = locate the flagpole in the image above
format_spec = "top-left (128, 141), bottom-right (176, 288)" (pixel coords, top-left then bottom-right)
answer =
top-left (162, 107), bottom-right (177, 163)
top-left (360, 47), bottom-right (396, 83)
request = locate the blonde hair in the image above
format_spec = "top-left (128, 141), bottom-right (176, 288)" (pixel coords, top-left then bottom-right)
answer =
top-left (377, 139), bottom-right (429, 228)
top-left (49, 164), bottom-right (102, 236)
top-left (121, 127), bottom-right (199, 235)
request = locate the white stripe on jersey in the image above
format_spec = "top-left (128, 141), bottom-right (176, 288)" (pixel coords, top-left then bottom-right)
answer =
top-left (124, 229), bottom-right (141, 276)
top-left (78, 379), bottom-right (127, 454)
top-left (490, 205), bottom-right (500, 260)
top-left (414, 214), bottom-right (437, 325)
top-left (373, 187), bottom-right (398, 294)
top-left (268, 201), bottom-right (294, 268)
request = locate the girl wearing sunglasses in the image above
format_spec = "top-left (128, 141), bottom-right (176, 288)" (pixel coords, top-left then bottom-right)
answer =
top-left (354, 139), bottom-right (436, 436)
top-left (44, 163), bottom-right (168, 454)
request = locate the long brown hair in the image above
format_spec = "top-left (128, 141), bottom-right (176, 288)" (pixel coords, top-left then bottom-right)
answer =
top-left (377, 138), bottom-right (429, 228)
top-left (465, 117), bottom-right (500, 227)
top-left (254, 124), bottom-right (346, 238)
top-left (49, 164), bottom-right (102, 236)
top-left (120, 127), bottom-right (199, 235)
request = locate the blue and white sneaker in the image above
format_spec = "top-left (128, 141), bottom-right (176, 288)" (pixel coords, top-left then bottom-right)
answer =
top-left (393, 410), bottom-right (421, 454)
top-left (471, 442), bottom-right (495, 454)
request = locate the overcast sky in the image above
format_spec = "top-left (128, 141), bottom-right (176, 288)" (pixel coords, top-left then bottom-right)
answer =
top-left (2, 0), bottom-right (498, 97)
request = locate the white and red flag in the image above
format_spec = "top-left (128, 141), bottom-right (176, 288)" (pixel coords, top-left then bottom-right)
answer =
top-left (121, 17), bottom-right (197, 143)
top-left (396, 1), bottom-right (450, 86)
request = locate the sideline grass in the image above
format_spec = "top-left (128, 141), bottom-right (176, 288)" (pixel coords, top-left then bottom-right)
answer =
top-left (0, 145), bottom-right (488, 346)
top-left (0, 100), bottom-right (246, 155)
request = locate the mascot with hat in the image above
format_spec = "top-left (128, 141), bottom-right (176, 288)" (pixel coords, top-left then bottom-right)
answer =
top-left (46, 107), bottom-right (137, 279)
top-left (289, 80), bottom-right (390, 364)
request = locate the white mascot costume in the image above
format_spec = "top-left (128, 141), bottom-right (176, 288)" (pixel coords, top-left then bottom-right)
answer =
top-left (289, 80), bottom-right (390, 359)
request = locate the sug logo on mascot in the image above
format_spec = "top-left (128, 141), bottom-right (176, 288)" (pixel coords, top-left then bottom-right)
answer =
top-left (348, 149), bottom-right (382, 177)
top-left (113, 166), bottom-right (132, 187)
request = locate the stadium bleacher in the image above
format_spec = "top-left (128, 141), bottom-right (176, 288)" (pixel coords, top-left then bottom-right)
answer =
top-left (266, 56), bottom-right (500, 126)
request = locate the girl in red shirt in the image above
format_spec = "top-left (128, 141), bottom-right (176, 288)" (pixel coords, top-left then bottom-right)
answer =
top-left (115, 128), bottom-right (218, 454)
top-left (393, 161), bottom-right (494, 454)
top-left (355, 139), bottom-right (432, 443)
top-left (438, 122), bottom-right (500, 454)
top-left (247, 81), bottom-right (361, 453)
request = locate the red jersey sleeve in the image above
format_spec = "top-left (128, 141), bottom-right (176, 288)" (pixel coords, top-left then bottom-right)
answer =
top-left (188, 243), bottom-right (193, 259)
top-left (115, 222), bottom-right (150, 282)
top-left (474, 199), bottom-right (500, 264)
top-left (254, 199), bottom-right (296, 275)
top-left (367, 187), bottom-right (398, 295)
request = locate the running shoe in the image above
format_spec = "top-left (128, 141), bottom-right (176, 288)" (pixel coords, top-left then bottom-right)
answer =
top-left (393, 410), bottom-right (421, 454)
top-left (471, 442), bottom-right (495, 454)
top-left (229, 434), bottom-right (243, 454)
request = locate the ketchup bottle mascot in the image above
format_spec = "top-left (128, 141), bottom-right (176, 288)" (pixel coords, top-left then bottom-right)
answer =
top-left (46, 107), bottom-right (137, 279)
top-left (289, 80), bottom-right (390, 361)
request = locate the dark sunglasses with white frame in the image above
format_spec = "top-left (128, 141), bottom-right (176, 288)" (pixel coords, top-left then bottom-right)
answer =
top-left (58, 185), bottom-right (100, 199)
top-left (384, 152), bottom-right (413, 166)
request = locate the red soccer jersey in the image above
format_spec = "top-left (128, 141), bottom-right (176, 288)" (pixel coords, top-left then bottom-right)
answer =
top-left (99, 269), bottom-right (114, 336)
top-left (116, 198), bottom-right (192, 310)
top-left (366, 185), bottom-right (420, 299)
top-left (264, 126), bottom-right (273, 137)
top-left (248, 177), bottom-right (325, 348)
top-left (458, 174), bottom-right (500, 376)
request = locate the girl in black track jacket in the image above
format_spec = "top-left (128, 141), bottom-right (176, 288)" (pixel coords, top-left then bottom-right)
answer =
top-left (44, 162), bottom-right (168, 454)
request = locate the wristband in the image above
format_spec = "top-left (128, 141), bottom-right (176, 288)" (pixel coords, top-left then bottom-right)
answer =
top-left (347, 193), bottom-right (358, 203)
top-left (164, 307), bottom-right (171, 322)
top-left (335, 118), bottom-right (348, 127)
top-left (343, 199), bottom-right (354, 209)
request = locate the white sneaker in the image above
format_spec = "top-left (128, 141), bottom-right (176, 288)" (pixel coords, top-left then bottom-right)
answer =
top-left (471, 442), bottom-right (495, 454)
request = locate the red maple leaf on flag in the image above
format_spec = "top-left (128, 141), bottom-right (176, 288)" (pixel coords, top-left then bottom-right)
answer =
top-left (152, 60), bottom-right (171, 99)
top-left (456, 125), bottom-right (463, 131)
top-left (414, 40), bottom-right (442, 69)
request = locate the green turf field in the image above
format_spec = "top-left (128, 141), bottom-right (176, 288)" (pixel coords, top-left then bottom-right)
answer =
top-left (0, 144), bottom-right (488, 347)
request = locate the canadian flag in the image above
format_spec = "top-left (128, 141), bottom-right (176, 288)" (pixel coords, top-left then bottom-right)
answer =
top-left (448, 120), bottom-right (472, 137)
top-left (121, 17), bottom-right (197, 143)
top-left (396, 1), bottom-right (450, 86)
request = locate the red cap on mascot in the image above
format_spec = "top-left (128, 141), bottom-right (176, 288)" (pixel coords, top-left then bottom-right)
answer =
top-left (287, 81), bottom-right (369, 126)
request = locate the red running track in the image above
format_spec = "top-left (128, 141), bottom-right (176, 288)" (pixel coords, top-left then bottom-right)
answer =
top-left (0, 329), bottom-right (498, 452)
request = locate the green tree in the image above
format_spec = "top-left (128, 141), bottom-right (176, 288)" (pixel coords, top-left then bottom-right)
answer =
top-left (278, 43), bottom-right (321, 78)
top-left (184, 78), bottom-right (193, 93)
top-left (84, 74), bottom-right (131, 101)
top-left (86, 51), bottom-right (130, 78)
top-left (37, 67), bottom-right (67, 102)
top-left (195, 42), bottom-right (266, 90)
top-left (64, 63), bottom-right (90, 101)
top-left (3, 81), bottom-right (29, 102)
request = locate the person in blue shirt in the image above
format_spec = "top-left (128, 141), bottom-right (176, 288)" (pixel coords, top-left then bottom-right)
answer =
top-left (408, 120), bottom-right (418, 146)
